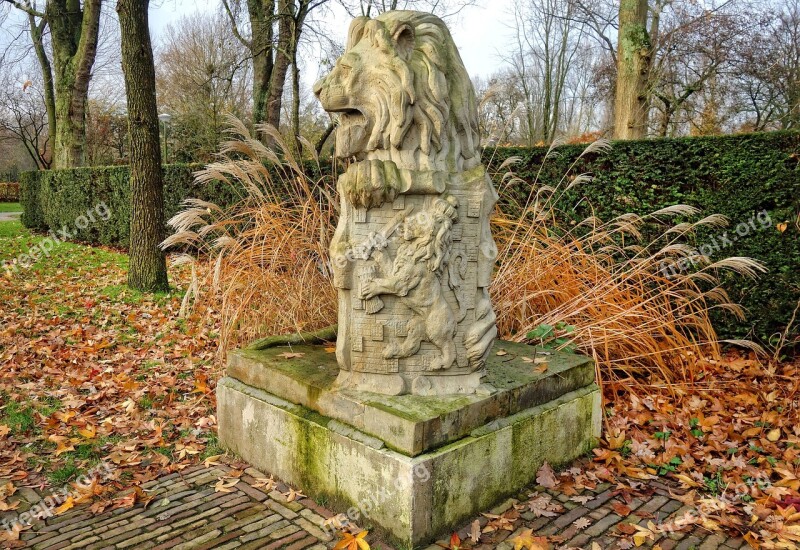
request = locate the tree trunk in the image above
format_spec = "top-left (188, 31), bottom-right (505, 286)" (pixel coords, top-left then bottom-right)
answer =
top-left (47, 0), bottom-right (102, 167)
top-left (248, 0), bottom-right (276, 127)
top-left (29, 14), bottom-right (56, 151)
top-left (290, 1), bottom-right (311, 153)
top-left (614, 0), bottom-right (651, 139)
top-left (265, 0), bottom-right (294, 132)
top-left (291, 53), bottom-right (302, 153)
top-left (118, 0), bottom-right (169, 293)
top-left (315, 122), bottom-right (335, 154)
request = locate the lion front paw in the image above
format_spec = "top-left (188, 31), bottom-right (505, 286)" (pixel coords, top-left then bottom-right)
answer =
top-left (342, 159), bottom-right (400, 209)
top-left (383, 342), bottom-right (401, 359)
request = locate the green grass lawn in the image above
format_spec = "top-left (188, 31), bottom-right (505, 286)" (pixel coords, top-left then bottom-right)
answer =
top-left (0, 219), bottom-right (127, 273)
top-left (0, 202), bottom-right (21, 212)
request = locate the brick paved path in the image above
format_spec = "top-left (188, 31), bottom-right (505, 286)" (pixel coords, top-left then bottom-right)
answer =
top-left (5, 461), bottom-right (748, 550)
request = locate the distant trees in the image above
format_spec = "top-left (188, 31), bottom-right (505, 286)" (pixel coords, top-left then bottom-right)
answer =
top-left (474, 0), bottom-right (797, 144)
top-left (85, 100), bottom-right (128, 165)
top-left (0, 67), bottom-right (51, 169)
top-left (734, 0), bottom-right (800, 130)
top-left (0, 0), bottom-right (798, 171)
top-left (156, 13), bottom-right (251, 161)
top-left (772, 1), bottom-right (800, 128)
top-left (473, 72), bottom-right (526, 145)
top-left (511, 0), bottom-right (586, 144)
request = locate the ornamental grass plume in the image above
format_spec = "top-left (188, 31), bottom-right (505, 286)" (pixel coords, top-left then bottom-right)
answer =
top-left (163, 119), bottom-right (765, 384)
top-left (162, 117), bottom-right (338, 353)
top-left (490, 139), bottom-right (765, 385)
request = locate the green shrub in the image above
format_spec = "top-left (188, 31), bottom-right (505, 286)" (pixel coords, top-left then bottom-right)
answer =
top-left (19, 131), bottom-right (799, 344)
top-left (19, 171), bottom-right (44, 229)
top-left (19, 162), bottom-right (334, 246)
top-left (20, 164), bottom-right (222, 246)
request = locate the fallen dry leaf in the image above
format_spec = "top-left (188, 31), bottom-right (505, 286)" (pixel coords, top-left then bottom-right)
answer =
top-left (573, 517), bottom-right (592, 530)
top-left (334, 529), bottom-right (370, 550)
top-left (203, 454), bottom-right (224, 468)
top-left (536, 462), bottom-right (559, 489)
top-left (213, 477), bottom-right (240, 493)
top-left (284, 488), bottom-right (306, 502)
top-left (511, 528), bottom-right (548, 550)
top-left (278, 352), bottom-right (305, 359)
top-left (469, 519), bottom-right (481, 543)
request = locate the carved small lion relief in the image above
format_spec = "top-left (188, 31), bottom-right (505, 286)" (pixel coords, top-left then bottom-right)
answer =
top-left (360, 196), bottom-right (460, 371)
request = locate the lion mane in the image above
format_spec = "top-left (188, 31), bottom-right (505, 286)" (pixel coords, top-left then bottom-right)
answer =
top-left (408, 195), bottom-right (459, 274)
top-left (319, 11), bottom-right (481, 172)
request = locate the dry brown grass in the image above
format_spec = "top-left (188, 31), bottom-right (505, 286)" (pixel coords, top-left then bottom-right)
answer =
top-left (491, 141), bottom-right (765, 385)
top-left (163, 118), bottom-right (338, 353)
top-left (164, 120), bottom-right (765, 384)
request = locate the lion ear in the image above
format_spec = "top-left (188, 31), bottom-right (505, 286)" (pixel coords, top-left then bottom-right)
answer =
top-left (347, 17), bottom-right (369, 50)
top-left (392, 24), bottom-right (415, 59)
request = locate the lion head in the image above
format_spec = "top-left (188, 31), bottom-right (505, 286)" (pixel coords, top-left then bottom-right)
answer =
top-left (313, 11), bottom-right (480, 173)
top-left (402, 194), bottom-right (459, 274)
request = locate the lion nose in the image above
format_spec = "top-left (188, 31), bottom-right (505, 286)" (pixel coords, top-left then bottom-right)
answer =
top-left (313, 78), bottom-right (325, 98)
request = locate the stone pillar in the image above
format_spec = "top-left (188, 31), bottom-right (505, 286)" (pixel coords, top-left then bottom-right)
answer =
top-left (220, 14), bottom-right (601, 545)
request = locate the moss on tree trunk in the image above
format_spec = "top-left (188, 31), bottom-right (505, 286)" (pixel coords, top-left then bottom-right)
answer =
top-left (614, 0), bottom-right (651, 140)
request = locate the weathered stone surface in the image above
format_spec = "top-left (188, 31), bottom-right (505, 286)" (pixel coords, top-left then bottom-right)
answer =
top-left (217, 375), bottom-right (601, 545)
top-left (312, 11), bottom-right (498, 395)
top-left (228, 340), bottom-right (595, 456)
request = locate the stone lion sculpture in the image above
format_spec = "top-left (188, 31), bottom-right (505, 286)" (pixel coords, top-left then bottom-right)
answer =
top-left (314, 10), bottom-right (481, 188)
top-left (315, 10), bottom-right (498, 395)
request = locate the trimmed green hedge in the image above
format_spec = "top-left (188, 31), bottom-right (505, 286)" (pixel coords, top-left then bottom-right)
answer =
top-left (19, 162), bottom-right (332, 246)
top-left (19, 131), bottom-right (800, 344)
top-left (490, 131), bottom-right (800, 346)
top-left (20, 164), bottom-right (235, 246)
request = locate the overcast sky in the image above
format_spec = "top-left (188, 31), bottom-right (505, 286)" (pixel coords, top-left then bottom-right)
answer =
top-left (147, 0), bottom-right (517, 84)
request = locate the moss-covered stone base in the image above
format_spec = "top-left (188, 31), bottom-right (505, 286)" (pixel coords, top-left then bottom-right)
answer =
top-left (228, 340), bottom-right (596, 456)
top-left (217, 376), bottom-right (601, 546)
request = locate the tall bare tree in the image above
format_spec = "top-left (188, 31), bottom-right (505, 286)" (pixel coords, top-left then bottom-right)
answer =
top-left (0, 67), bottom-right (51, 168)
top-left (118, 0), bottom-right (168, 292)
top-left (766, 0), bottom-right (800, 128)
top-left (156, 12), bottom-right (251, 161)
top-left (222, 0), bottom-right (329, 136)
top-left (508, 0), bottom-right (590, 144)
